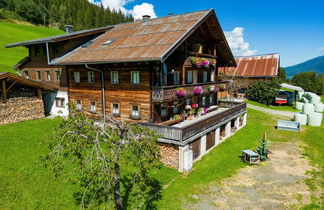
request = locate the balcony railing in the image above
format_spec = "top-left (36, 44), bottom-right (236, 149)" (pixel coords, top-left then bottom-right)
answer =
top-left (152, 81), bottom-right (229, 102)
top-left (139, 101), bottom-right (246, 143)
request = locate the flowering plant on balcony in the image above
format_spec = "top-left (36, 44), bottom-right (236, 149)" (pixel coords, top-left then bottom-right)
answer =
top-left (193, 86), bottom-right (203, 95)
top-left (208, 85), bottom-right (216, 93)
top-left (190, 57), bottom-right (210, 67)
top-left (176, 87), bottom-right (185, 97)
top-left (192, 103), bottom-right (198, 108)
top-left (185, 104), bottom-right (191, 110)
top-left (219, 84), bottom-right (226, 91)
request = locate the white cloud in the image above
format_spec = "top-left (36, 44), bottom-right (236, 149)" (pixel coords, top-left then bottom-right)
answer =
top-left (88, 0), bottom-right (157, 20)
top-left (316, 46), bottom-right (324, 51)
top-left (224, 27), bottom-right (257, 56)
top-left (132, 3), bottom-right (157, 20)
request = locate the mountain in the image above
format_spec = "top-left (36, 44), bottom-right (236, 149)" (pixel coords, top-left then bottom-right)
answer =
top-left (0, 21), bottom-right (64, 73)
top-left (285, 55), bottom-right (324, 78)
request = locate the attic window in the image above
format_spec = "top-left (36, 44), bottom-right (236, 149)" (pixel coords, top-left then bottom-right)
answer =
top-left (81, 41), bottom-right (93, 48)
top-left (103, 39), bottom-right (114, 46)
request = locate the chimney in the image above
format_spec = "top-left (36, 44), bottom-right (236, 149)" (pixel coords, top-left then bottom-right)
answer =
top-left (65, 25), bottom-right (74, 34)
top-left (142, 15), bottom-right (151, 23)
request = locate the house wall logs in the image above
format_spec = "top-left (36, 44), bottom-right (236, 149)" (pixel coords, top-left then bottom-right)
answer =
top-left (158, 143), bottom-right (179, 169)
top-left (0, 97), bottom-right (45, 124)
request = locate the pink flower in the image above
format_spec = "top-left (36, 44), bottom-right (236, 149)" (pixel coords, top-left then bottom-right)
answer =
top-left (192, 103), bottom-right (198, 108)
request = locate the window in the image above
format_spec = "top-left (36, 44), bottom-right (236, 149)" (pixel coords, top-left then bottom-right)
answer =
top-left (74, 72), bottom-right (80, 83)
top-left (161, 104), bottom-right (166, 117)
top-left (202, 96), bottom-right (206, 106)
top-left (131, 71), bottom-right (140, 85)
top-left (111, 71), bottom-right (119, 84)
top-left (24, 70), bottom-right (29, 79)
top-left (173, 101), bottom-right (178, 113)
top-left (131, 105), bottom-right (140, 119)
top-left (187, 70), bottom-right (193, 83)
top-left (90, 101), bottom-right (96, 113)
top-left (53, 45), bottom-right (59, 55)
top-left (34, 47), bottom-right (40, 56)
top-left (76, 100), bottom-right (82, 111)
top-left (88, 71), bottom-right (95, 83)
top-left (55, 98), bottom-right (65, 107)
top-left (46, 71), bottom-right (51, 80)
top-left (173, 71), bottom-right (180, 85)
top-left (203, 71), bottom-right (208, 83)
top-left (112, 103), bottom-right (120, 116)
top-left (186, 98), bottom-right (191, 105)
top-left (209, 95), bottom-right (214, 105)
top-left (36, 71), bottom-right (41, 80)
top-left (55, 70), bottom-right (61, 81)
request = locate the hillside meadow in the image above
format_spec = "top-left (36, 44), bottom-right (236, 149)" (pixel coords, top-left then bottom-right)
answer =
top-left (0, 21), bottom-right (63, 73)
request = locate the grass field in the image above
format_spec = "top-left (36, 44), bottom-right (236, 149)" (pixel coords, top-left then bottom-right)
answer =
top-left (0, 21), bottom-right (63, 73)
top-left (0, 109), bottom-right (322, 209)
top-left (245, 100), bottom-right (299, 112)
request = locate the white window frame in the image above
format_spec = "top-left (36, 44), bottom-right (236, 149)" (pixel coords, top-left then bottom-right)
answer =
top-left (173, 101), bottom-right (178, 113)
top-left (24, 70), bottom-right (29, 79)
top-left (90, 101), bottom-right (97, 113)
top-left (74, 72), bottom-right (80, 83)
top-left (131, 71), bottom-right (140, 85)
top-left (55, 97), bottom-right (65, 108)
top-left (46, 70), bottom-right (51, 81)
top-left (112, 103), bottom-right (120, 116)
top-left (131, 105), bottom-right (140, 119)
top-left (55, 70), bottom-right (61, 81)
top-left (186, 98), bottom-right (191, 105)
top-left (76, 99), bottom-right (82, 111)
top-left (111, 71), bottom-right (119, 84)
top-left (202, 96), bottom-right (206, 106)
top-left (88, 71), bottom-right (95, 83)
top-left (173, 71), bottom-right (180, 85)
top-left (187, 70), bottom-right (193, 83)
top-left (203, 71), bottom-right (208, 83)
top-left (209, 94), bottom-right (214, 105)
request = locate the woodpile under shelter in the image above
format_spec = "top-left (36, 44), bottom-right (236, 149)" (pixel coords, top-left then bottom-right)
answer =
top-left (0, 72), bottom-right (54, 124)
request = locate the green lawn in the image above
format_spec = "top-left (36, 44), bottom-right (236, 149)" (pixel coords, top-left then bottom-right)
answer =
top-left (0, 109), bottom-right (322, 209)
top-left (0, 21), bottom-right (63, 73)
top-left (245, 100), bottom-right (299, 112)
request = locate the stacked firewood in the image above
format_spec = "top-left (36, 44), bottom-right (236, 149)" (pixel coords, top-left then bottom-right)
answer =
top-left (0, 97), bottom-right (45, 125)
top-left (158, 143), bottom-right (179, 169)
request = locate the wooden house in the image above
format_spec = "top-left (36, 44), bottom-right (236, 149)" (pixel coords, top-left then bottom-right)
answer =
top-left (7, 9), bottom-right (247, 172)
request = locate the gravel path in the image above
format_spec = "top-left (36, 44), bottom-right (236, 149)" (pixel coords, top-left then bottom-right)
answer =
top-left (185, 141), bottom-right (313, 209)
top-left (247, 104), bottom-right (295, 118)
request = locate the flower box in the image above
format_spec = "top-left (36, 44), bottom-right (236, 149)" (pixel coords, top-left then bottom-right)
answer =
top-left (193, 86), bottom-right (203, 95)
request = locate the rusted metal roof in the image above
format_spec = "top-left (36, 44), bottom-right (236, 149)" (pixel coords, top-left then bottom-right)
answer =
top-left (219, 53), bottom-right (279, 77)
top-left (53, 9), bottom-right (235, 66)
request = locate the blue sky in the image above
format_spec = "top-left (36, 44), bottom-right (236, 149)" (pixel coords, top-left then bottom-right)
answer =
top-left (92, 0), bottom-right (324, 67)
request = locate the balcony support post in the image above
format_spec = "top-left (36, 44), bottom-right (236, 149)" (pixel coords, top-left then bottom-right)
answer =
top-left (234, 116), bottom-right (240, 129)
top-left (200, 135), bottom-right (207, 156)
top-left (225, 121), bottom-right (231, 137)
top-left (242, 113), bottom-right (247, 126)
top-left (215, 127), bottom-right (220, 144)
top-left (178, 145), bottom-right (193, 173)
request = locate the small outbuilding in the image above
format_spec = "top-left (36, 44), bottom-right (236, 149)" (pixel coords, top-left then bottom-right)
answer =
top-left (0, 72), bottom-right (55, 124)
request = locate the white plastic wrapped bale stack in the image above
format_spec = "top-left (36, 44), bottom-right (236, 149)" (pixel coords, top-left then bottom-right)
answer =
top-left (315, 102), bottom-right (324, 113)
top-left (310, 95), bottom-right (321, 104)
top-left (294, 112), bottom-right (308, 125)
top-left (297, 91), bottom-right (304, 100)
top-left (303, 103), bottom-right (315, 115)
top-left (307, 112), bottom-right (323, 127)
top-left (295, 102), bottom-right (304, 110)
top-left (299, 97), bottom-right (309, 103)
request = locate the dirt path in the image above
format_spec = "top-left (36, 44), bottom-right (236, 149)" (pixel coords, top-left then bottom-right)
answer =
top-left (247, 104), bottom-right (296, 118)
top-left (186, 141), bottom-right (313, 209)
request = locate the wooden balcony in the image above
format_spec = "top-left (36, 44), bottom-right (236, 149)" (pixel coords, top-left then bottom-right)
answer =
top-left (152, 81), bottom-right (229, 102)
top-left (140, 101), bottom-right (246, 144)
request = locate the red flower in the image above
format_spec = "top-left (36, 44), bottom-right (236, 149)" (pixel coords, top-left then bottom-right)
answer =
top-left (192, 103), bottom-right (198, 108)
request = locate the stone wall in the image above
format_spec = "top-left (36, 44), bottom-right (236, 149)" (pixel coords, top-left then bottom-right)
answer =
top-left (158, 143), bottom-right (179, 169)
top-left (0, 97), bottom-right (45, 125)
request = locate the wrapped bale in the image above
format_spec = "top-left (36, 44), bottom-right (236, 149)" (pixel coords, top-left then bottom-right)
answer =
top-left (297, 91), bottom-right (304, 100)
top-left (295, 102), bottom-right (304, 110)
top-left (315, 103), bottom-right (324, 113)
top-left (294, 112), bottom-right (307, 125)
top-left (302, 103), bottom-right (315, 115)
top-left (299, 97), bottom-right (309, 103)
top-left (310, 95), bottom-right (321, 104)
top-left (307, 113), bottom-right (323, 127)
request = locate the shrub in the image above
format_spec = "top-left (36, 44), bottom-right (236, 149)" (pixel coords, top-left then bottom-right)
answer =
top-left (291, 71), bottom-right (324, 95)
top-left (246, 81), bottom-right (280, 105)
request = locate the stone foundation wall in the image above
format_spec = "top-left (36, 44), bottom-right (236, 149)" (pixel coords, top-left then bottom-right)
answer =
top-left (158, 143), bottom-right (179, 169)
top-left (0, 97), bottom-right (45, 125)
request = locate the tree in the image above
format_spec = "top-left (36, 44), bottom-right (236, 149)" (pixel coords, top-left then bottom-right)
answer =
top-left (291, 71), bottom-right (323, 95)
top-left (245, 81), bottom-right (280, 105)
top-left (277, 67), bottom-right (286, 83)
top-left (42, 109), bottom-right (162, 209)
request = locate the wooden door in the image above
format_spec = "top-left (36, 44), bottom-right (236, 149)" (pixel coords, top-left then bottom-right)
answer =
top-left (206, 131), bottom-right (215, 151)
top-left (191, 138), bottom-right (201, 160)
